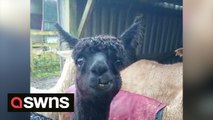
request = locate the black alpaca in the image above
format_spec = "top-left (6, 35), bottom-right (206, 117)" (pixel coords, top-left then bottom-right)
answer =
top-left (56, 24), bottom-right (125, 120)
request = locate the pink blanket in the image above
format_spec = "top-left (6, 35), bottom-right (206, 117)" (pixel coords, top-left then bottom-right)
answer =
top-left (66, 85), bottom-right (166, 120)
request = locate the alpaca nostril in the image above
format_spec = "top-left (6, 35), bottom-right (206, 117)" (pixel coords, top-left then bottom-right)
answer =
top-left (91, 63), bottom-right (108, 76)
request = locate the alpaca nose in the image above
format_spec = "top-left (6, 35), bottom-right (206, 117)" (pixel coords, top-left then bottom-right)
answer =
top-left (91, 61), bottom-right (108, 76)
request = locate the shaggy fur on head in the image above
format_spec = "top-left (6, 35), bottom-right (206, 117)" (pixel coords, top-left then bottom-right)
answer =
top-left (72, 35), bottom-right (125, 65)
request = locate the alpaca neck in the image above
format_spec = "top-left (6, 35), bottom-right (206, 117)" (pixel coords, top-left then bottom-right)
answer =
top-left (72, 91), bottom-right (111, 120)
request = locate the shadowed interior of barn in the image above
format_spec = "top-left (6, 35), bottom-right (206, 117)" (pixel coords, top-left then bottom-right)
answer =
top-left (58, 0), bottom-right (182, 64)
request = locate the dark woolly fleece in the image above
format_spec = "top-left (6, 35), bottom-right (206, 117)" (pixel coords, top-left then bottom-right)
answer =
top-left (72, 35), bottom-right (126, 64)
top-left (120, 15), bottom-right (145, 65)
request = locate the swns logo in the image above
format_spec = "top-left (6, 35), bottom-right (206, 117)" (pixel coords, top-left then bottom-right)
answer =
top-left (8, 94), bottom-right (74, 112)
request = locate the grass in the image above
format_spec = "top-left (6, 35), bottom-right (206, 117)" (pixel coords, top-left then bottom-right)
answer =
top-left (31, 52), bottom-right (61, 79)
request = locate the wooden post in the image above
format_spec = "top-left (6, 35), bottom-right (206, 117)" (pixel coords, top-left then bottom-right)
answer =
top-left (78, 0), bottom-right (95, 37)
top-left (69, 0), bottom-right (78, 36)
top-left (58, 0), bottom-right (78, 36)
top-left (58, 0), bottom-right (70, 32)
top-left (58, 0), bottom-right (72, 69)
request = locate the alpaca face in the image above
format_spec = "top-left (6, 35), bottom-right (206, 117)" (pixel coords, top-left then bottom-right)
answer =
top-left (73, 36), bottom-right (125, 99)
top-left (55, 24), bottom-right (126, 99)
top-left (75, 52), bottom-right (121, 97)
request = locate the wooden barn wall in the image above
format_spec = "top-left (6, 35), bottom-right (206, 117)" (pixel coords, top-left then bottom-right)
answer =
top-left (76, 0), bottom-right (182, 63)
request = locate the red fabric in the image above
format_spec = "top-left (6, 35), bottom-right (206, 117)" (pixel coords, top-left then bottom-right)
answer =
top-left (66, 85), bottom-right (166, 120)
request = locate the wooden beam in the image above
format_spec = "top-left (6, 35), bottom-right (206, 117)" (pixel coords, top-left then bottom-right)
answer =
top-left (69, 0), bottom-right (78, 35)
top-left (59, 0), bottom-right (71, 33)
top-left (78, 0), bottom-right (95, 37)
top-left (31, 31), bottom-right (57, 35)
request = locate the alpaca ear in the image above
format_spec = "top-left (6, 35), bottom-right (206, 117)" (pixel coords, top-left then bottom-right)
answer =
top-left (175, 48), bottom-right (183, 57)
top-left (119, 15), bottom-right (144, 66)
top-left (55, 23), bottom-right (79, 48)
top-left (119, 15), bottom-right (143, 45)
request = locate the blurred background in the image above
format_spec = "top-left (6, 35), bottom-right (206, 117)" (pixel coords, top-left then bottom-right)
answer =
top-left (30, 0), bottom-right (60, 88)
top-left (184, 0), bottom-right (213, 120)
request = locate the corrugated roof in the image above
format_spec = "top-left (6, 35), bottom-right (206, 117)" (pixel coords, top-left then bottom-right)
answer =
top-left (65, 0), bottom-right (182, 64)
top-left (80, 0), bottom-right (182, 64)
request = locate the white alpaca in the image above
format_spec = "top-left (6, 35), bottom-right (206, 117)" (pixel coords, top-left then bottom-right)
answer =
top-left (31, 50), bottom-right (76, 120)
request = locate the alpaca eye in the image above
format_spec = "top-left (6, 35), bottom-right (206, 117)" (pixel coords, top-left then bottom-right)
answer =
top-left (114, 59), bottom-right (122, 67)
top-left (76, 57), bottom-right (85, 67)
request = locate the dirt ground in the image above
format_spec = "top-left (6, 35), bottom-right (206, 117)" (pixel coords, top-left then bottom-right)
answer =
top-left (31, 77), bottom-right (59, 89)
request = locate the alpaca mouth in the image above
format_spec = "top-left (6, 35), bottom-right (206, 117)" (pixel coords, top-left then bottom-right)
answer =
top-left (98, 81), bottom-right (112, 89)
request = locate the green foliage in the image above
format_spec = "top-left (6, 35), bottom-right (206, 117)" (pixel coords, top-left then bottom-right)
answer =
top-left (31, 52), bottom-right (60, 79)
